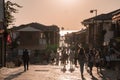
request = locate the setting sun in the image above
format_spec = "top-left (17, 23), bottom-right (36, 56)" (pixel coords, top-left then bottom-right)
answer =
top-left (58, 0), bottom-right (79, 6)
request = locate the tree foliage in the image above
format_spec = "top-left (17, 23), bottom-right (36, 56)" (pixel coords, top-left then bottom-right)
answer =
top-left (5, 1), bottom-right (22, 26)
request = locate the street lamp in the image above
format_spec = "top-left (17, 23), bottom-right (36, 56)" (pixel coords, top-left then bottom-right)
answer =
top-left (90, 9), bottom-right (97, 16)
top-left (90, 9), bottom-right (97, 48)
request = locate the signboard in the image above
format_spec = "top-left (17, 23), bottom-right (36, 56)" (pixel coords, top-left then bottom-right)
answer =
top-left (0, 0), bottom-right (4, 29)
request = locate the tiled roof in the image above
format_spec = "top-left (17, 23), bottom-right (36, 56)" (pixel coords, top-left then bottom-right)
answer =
top-left (10, 22), bottom-right (59, 31)
top-left (112, 10), bottom-right (120, 20)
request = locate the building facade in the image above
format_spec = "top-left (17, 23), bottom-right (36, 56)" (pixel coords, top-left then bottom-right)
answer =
top-left (9, 23), bottom-right (60, 64)
top-left (64, 29), bottom-right (86, 48)
top-left (10, 23), bottom-right (60, 50)
top-left (112, 10), bottom-right (120, 48)
top-left (82, 9), bottom-right (120, 49)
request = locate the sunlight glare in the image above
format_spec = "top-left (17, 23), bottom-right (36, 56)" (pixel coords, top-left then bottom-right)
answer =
top-left (59, 0), bottom-right (78, 6)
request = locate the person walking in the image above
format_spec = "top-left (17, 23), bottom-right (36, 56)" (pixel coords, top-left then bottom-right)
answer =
top-left (69, 49), bottom-right (75, 69)
top-left (78, 45), bottom-right (86, 79)
top-left (95, 50), bottom-right (101, 73)
top-left (88, 49), bottom-right (95, 76)
top-left (22, 49), bottom-right (30, 71)
top-left (50, 50), bottom-right (55, 64)
top-left (84, 48), bottom-right (90, 71)
top-left (74, 43), bottom-right (79, 68)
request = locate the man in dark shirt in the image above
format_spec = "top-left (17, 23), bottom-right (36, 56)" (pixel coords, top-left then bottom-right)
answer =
top-left (22, 49), bottom-right (29, 71)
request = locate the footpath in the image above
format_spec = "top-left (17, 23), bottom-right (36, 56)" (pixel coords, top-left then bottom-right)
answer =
top-left (0, 64), bottom-right (118, 80)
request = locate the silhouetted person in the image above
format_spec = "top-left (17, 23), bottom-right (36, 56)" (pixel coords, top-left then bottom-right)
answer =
top-left (78, 46), bottom-right (86, 79)
top-left (88, 50), bottom-right (95, 76)
top-left (74, 44), bottom-right (79, 68)
top-left (95, 50), bottom-right (101, 73)
top-left (22, 49), bottom-right (29, 71)
top-left (69, 49), bottom-right (75, 68)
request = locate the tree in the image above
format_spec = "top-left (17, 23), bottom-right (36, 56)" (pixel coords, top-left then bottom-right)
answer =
top-left (5, 1), bottom-right (22, 49)
top-left (5, 1), bottom-right (22, 27)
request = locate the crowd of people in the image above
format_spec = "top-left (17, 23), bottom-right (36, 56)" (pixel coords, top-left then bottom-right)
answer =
top-left (48, 43), bottom-right (120, 80)
top-left (21, 43), bottom-right (120, 79)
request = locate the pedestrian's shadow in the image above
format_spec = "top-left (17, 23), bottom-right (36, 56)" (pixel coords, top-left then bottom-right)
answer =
top-left (61, 68), bottom-right (67, 73)
top-left (82, 76), bottom-right (86, 80)
top-left (4, 71), bottom-right (24, 80)
top-left (97, 69), bottom-right (112, 80)
top-left (97, 71), bottom-right (105, 79)
top-left (91, 75), bottom-right (98, 80)
top-left (86, 69), bottom-right (99, 80)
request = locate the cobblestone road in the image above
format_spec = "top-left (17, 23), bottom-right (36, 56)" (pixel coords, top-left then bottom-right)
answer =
top-left (0, 64), bottom-right (117, 80)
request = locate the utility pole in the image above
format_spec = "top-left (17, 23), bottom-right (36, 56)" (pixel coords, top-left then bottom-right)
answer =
top-left (0, 0), bottom-right (6, 67)
top-left (3, 0), bottom-right (7, 67)
top-left (90, 9), bottom-right (98, 48)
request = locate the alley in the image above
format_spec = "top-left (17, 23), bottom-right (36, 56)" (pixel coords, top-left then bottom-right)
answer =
top-left (0, 64), bottom-right (117, 80)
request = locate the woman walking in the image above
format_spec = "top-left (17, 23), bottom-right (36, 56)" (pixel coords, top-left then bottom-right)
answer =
top-left (78, 46), bottom-right (86, 79)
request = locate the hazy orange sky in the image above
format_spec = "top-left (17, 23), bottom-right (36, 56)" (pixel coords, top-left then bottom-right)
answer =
top-left (10, 0), bottom-right (120, 30)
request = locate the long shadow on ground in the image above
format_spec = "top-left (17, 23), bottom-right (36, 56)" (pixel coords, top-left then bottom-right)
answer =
top-left (4, 71), bottom-right (24, 80)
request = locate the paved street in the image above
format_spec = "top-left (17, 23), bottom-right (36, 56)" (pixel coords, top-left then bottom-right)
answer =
top-left (0, 64), bottom-right (117, 80)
